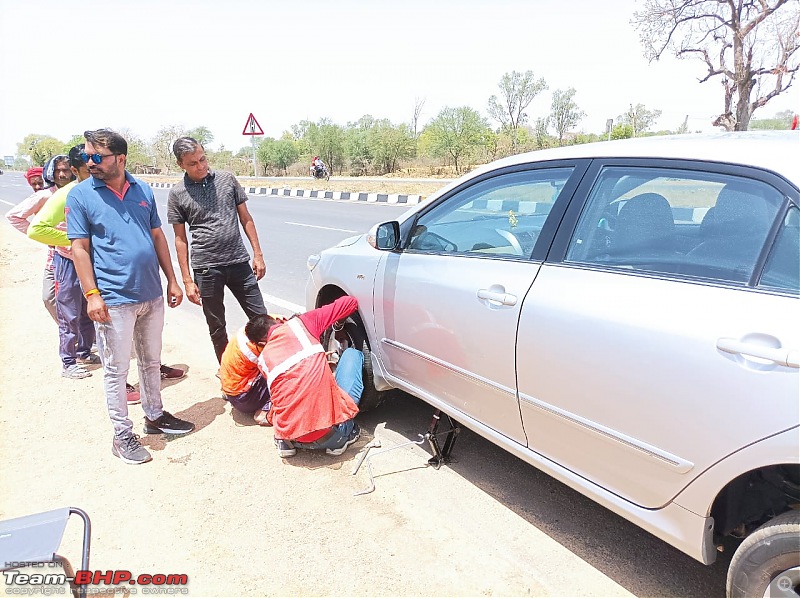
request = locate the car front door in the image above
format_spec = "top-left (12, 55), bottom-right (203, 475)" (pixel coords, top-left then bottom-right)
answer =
top-left (516, 161), bottom-right (799, 508)
top-left (373, 165), bottom-right (582, 442)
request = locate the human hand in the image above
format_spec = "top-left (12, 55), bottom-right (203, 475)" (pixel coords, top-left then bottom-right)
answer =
top-left (185, 281), bottom-right (202, 306)
top-left (252, 255), bottom-right (266, 281)
top-left (87, 294), bottom-right (111, 323)
top-left (167, 281), bottom-right (183, 308)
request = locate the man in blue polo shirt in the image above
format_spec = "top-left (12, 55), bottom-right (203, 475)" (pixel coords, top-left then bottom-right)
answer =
top-left (66, 129), bottom-right (194, 465)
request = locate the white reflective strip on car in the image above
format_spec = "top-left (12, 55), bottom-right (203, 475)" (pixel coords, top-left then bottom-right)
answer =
top-left (236, 327), bottom-right (258, 364)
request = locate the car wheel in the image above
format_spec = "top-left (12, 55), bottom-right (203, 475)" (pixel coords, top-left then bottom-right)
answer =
top-left (321, 319), bottom-right (386, 412)
top-left (727, 510), bottom-right (800, 598)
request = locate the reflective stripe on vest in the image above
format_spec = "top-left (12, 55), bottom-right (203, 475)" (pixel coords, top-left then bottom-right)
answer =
top-left (263, 318), bottom-right (324, 389)
top-left (236, 327), bottom-right (259, 364)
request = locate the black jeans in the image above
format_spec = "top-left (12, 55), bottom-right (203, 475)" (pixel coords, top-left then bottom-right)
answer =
top-left (193, 261), bottom-right (267, 361)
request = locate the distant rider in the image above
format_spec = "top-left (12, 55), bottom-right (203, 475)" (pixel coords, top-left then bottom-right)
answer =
top-left (310, 156), bottom-right (327, 178)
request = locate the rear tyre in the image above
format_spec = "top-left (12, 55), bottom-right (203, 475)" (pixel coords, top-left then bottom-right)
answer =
top-left (321, 320), bottom-right (385, 412)
top-left (726, 510), bottom-right (800, 598)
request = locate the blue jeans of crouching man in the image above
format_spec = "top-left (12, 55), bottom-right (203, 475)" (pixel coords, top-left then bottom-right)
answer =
top-left (95, 297), bottom-right (167, 438)
top-left (293, 348), bottom-right (364, 452)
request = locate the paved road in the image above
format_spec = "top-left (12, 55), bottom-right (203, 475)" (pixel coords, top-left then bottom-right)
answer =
top-left (0, 171), bottom-right (732, 596)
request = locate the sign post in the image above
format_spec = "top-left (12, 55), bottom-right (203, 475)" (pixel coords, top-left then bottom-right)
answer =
top-left (242, 113), bottom-right (265, 177)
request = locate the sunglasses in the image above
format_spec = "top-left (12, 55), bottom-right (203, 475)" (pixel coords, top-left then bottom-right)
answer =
top-left (80, 152), bottom-right (117, 165)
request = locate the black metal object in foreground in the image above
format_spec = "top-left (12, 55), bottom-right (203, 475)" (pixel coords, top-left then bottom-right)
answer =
top-left (426, 409), bottom-right (460, 469)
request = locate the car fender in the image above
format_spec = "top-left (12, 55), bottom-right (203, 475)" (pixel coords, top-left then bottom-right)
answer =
top-left (673, 426), bottom-right (800, 518)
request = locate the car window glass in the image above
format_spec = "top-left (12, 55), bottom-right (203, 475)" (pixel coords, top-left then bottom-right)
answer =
top-left (407, 168), bottom-right (573, 258)
top-left (759, 205), bottom-right (800, 293)
top-left (565, 166), bottom-right (783, 283)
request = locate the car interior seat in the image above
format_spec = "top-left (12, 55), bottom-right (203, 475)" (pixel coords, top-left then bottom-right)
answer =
top-left (687, 184), bottom-right (774, 281)
top-left (610, 192), bottom-right (676, 259)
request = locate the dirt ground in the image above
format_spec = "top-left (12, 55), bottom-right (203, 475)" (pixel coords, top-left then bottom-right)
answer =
top-left (0, 227), bottom-right (634, 597)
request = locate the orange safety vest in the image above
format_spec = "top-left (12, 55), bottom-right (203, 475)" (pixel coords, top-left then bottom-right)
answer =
top-left (258, 317), bottom-right (359, 440)
top-left (218, 326), bottom-right (262, 396)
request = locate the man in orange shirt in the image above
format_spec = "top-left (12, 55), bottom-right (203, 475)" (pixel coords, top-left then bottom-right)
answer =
top-left (218, 315), bottom-right (275, 424)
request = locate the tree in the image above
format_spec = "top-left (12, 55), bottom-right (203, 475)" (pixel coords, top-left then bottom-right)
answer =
top-left (150, 125), bottom-right (186, 172)
top-left (421, 106), bottom-right (490, 174)
top-left (310, 118), bottom-right (346, 175)
top-left (611, 123), bottom-right (634, 139)
top-left (534, 117), bottom-right (551, 149)
top-left (17, 134), bottom-right (64, 166)
top-left (345, 115), bottom-right (376, 175)
top-left (750, 109), bottom-right (796, 129)
top-left (186, 126), bottom-right (215, 147)
top-left (487, 70), bottom-right (548, 152)
top-left (550, 88), bottom-right (585, 146)
top-left (620, 103), bottom-right (663, 137)
top-left (63, 134), bottom-right (85, 153)
top-left (412, 97), bottom-right (426, 139)
top-left (257, 137), bottom-right (299, 175)
top-left (368, 119), bottom-right (416, 174)
top-left (633, 0), bottom-right (800, 131)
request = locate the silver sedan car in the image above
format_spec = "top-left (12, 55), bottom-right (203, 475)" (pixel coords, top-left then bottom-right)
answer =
top-left (306, 131), bottom-right (799, 598)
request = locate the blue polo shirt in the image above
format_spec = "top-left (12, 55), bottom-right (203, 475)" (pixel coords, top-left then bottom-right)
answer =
top-left (66, 172), bottom-right (163, 306)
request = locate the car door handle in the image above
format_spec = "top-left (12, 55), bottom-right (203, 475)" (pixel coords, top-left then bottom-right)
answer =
top-left (717, 337), bottom-right (799, 368)
top-left (477, 288), bottom-right (517, 306)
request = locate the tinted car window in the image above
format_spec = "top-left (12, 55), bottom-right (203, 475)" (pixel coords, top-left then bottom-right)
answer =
top-left (565, 166), bottom-right (783, 283)
top-left (759, 205), bottom-right (800, 293)
top-left (407, 168), bottom-right (573, 258)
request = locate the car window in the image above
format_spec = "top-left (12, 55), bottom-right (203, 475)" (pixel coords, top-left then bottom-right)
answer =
top-left (565, 166), bottom-right (784, 283)
top-left (407, 168), bottom-right (574, 258)
top-left (759, 205), bottom-right (800, 294)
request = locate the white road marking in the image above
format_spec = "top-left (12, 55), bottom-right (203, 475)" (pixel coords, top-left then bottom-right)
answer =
top-left (261, 293), bottom-right (304, 313)
top-left (285, 221), bottom-right (357, 233)
top-left (170, 260), bottom-right (304, 314)
top-left (0, 199), bottom-right (14, 206)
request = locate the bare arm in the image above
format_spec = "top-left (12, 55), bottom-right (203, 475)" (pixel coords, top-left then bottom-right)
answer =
top-left (71, 238), bottom-right (110, 323)
top-left (172, 222), bottom-right (200, 306)
top-left (151, 227), bottom-right (183, 308)
top-left (236, 203), bottom-right (266, 280)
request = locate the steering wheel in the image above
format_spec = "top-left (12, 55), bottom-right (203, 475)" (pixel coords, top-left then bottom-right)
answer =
top-left (495, 229), bottom-right (524, 256)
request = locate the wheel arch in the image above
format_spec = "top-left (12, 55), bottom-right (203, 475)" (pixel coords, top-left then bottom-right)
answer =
top-left (673, 427), bottom-right (800, 543)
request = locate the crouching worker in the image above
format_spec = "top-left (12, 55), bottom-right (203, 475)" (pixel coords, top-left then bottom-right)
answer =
top-left (218, 315), bottom-right (274, 425)
top-left (258, 295), bottom-right (363, 458)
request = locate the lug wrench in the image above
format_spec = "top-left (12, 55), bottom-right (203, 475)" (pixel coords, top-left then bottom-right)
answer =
top-left (352, 434), bottom-right (426, 496)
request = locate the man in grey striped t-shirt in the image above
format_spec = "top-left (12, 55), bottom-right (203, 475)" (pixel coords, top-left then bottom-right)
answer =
top-left (167, 137), bottom-right (267, 362)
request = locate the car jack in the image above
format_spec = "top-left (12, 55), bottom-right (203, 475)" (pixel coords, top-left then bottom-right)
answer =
top-left (351, 409), bottom-right (461, 495)
top-left (425, 409), bottom-right (460, 470)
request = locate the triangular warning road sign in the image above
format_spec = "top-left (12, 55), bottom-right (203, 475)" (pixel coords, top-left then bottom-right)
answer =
top-left (242, 113), bottom-right (264, 136)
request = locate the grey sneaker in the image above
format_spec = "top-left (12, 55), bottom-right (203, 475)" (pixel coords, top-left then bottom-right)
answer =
top-left (112, 434), bottom-right (152, 464)
top-left (62, 364), bottom-right (91, 379)
top-left (274, 438), bottom-right (296, 458)
top-left (77, 353), bottom-right (101, 365)
top-left (326, 423), bottom-right (361, 456)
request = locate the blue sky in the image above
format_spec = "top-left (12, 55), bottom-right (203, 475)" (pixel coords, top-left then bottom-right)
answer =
top-left (1, 0), bottom-right (797, 157)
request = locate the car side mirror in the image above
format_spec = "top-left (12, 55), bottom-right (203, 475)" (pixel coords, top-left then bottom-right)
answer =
top-left (368, 221), bottom-right (400, 251)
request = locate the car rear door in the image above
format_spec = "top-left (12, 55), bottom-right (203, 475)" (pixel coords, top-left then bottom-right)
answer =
top-left (373, 163), bottom-right (587, 443)
top-left (515, 159), bottom-right (800, 509)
